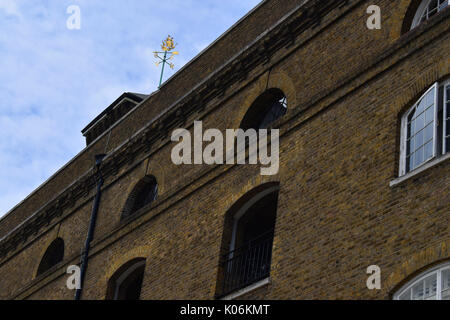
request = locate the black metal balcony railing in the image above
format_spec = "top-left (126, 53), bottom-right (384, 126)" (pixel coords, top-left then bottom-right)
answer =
top-left (219, 229), bottom-right (274, 297)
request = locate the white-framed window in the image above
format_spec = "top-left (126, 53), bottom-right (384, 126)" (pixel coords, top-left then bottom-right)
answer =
top-left (394, 262), bottom-right (450, 300)
top-left (411, 0), bottom-right (449, 29)
top-left (399, 80), bottom-right (450, 176)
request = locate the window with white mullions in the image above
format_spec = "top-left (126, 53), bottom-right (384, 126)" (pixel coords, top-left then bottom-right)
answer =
top-left (411, 0), bottom-right (449, 29)
top-left (405, 86), bottom-right (437, 172)
top-left (444, 84), bottom-right (450, 153)
top-left (394, 262), bottom-right (450, 300)
top-left (399, 80), bottom-right (450, 176)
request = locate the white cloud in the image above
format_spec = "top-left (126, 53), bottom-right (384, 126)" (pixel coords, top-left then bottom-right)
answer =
top-left (0, 0), bottom-right (22, 19)
top-left (0, 0), bottom-right (261, 217)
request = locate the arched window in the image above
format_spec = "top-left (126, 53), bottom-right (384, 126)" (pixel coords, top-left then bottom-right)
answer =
top-left (411, 0), bottom-right (449, 29)
top-left (216, 183), bottom-right (279, 298)
top-left (106, 258), bottom-right (146, 300)
top-left (394, 261), bottom-right (450, 300)
top-left (399, 80), bottom-right (450, 176)
top-left (121, 175), bottom-right (158, 220)
top-left (240, 89), bottom-right (287, 130)
top-left (37, 238), bottom-right (64, 276)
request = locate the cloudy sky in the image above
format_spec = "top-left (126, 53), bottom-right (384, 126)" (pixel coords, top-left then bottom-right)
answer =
top-left (0, 0), bottom-right (261, 217)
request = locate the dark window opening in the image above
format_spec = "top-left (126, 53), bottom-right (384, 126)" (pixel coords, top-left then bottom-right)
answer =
top-left (121, 175), bottom-right (158, 221)
top-left (240, 89), bottom-right (287, 130)
top-left (216, 185), bottom-right (279, 298)
top-left (37, 238), bottom-right (64, 276)
top-left (106, 258), bottom-right (146, 300)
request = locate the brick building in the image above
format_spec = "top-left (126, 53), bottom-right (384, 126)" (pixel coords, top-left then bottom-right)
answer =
top-left (0, 0), bottom-right (449, 300)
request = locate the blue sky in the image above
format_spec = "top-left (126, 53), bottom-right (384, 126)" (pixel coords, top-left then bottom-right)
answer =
top-left (0, 0), bottom-right (261, 217)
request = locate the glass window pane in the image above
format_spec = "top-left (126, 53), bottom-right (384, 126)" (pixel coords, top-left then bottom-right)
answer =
top-left (425, 89), bottom-right (435, 107)
top-left (412, 281), bottom-right (424, 300)
top-left (446, 101), bottom-right (450, 120)
top-left (417, 97), bottom-right (427, 114)
top-left (424, 123), bottom-right (434, 142)
top-left (423, 274), bottom-right (437, 300)
top-left (446, 139), bottom-right (450, 156)
top-left (399, 289), bottom-right (410, 300)
top-left (424, 141), bottom-right (434, 160)
top-left (442, 269), bottom-right (450, 300)
top-left (425, 107), bottom-right (434, 125)
top-left (416, 112), bottom-right (425, 131)
top-left (414, 147), bottom-right (424, 167)
top-left (409, 136), bottom-right (415, 154)
top-left (408, 154), bottom-right (414, 172)
top-left (415, 130), bottom-right (424, 150)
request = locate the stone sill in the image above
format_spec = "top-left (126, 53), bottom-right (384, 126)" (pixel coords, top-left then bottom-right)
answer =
top-left (220, 277), bottom-right (271, 300)
top-left (390, 153), bottom-right (450, 187)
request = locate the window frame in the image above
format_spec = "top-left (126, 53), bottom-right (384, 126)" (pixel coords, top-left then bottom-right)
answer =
top-left (229, 185), bottom-right (279, 255)
top-left (36, 237), bottom-right (65, 276)
top-left (411, 0), bottom-right (450, 29)
top-left (399, 82), bottom-right (439, 176)
top-left (394, 261), bottom-right (450, 300)
top-left (113, 260), bottom-right (146, 300)
top-left (443, 80), bottom-right (449, 154)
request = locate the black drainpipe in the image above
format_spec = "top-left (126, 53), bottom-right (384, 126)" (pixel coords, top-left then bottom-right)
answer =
top-left (75, 154), bottom-right (106, 300)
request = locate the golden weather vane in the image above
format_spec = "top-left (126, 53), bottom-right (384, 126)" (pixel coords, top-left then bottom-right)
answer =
top-left (154, 35), bottom-right (179, 88)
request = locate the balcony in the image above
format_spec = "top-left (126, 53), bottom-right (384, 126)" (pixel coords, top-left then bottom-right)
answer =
top-left (217, 229), bottom-right (274, 298)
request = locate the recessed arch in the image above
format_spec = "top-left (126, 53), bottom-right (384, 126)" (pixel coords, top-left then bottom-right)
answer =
top-left (386, 240), bottom-right (450, 297)
top-left (105, 258), bottom-right (146, 300)
top-left (36, 237), bottom-right (64, 276)
top-left (393, 260), bottom-right (450, 300)
top-left (216, 182), bottom-right (280, 298)
top-left (234, 70), bottom-right (296, 130)
top-left (240, 88), bottom-right (287, 130)
top-left (121, 175), bottom-right (158, 220)
top-left (402, 0), bottom-right (449, 33)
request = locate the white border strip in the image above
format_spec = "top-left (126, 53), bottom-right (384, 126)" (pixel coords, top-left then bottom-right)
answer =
top-left (220, 277), bottom-right (271, 300)
top-left (390, 152), bottom-right (450, 187)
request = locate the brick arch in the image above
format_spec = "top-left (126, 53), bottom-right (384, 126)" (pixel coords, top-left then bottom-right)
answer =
top-left (215, 180), bottom-right (281, 297)
top-left (386, 240), bottom-right (450, 297)
top-left (35, 237), bottom-right (65, 277)
top-left (100, 245), bottom-right (152, 299)
top-left (120, 174), bottom-right (158, 220)
top-left (225, 175), bottom-right (281, 214)
top-left (146, 160), bottom-right (167, 195)
top-left (390, 0), bottom-right (422, 38)
top-left (234, 70), bottom-right (296, 129)
top-left (393, 64), bottom-right (449, 116)
top-left (399, 0), bottom-right (448, 35)
top-left (32, 226), bottom-right (61, 279)
top-left (219, 178), bottom-right (281, 255)
top-left (267, 72), bottom-right (296, 110)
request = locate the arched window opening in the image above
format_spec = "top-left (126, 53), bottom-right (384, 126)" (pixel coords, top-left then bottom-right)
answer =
top-left (37, 238), bottom-right (64, 276)
top-left (106, 258), bottom-right (146, 300)
top-left (399, 79), bottom-right (450, 176)
top-left (240, 89), bottom-right (287, 130)
top-left (411, 0), bottom-right (449, 29)
top-left (121, 175), bottom-right (158, 220)
top-left (216, 183), bottom-right (279, 298)
top-left (394, 261), bottom-right (450, 300)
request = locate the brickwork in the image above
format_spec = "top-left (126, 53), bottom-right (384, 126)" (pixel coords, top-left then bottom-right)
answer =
top-left (0, 0), bottom-right (449, 300)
